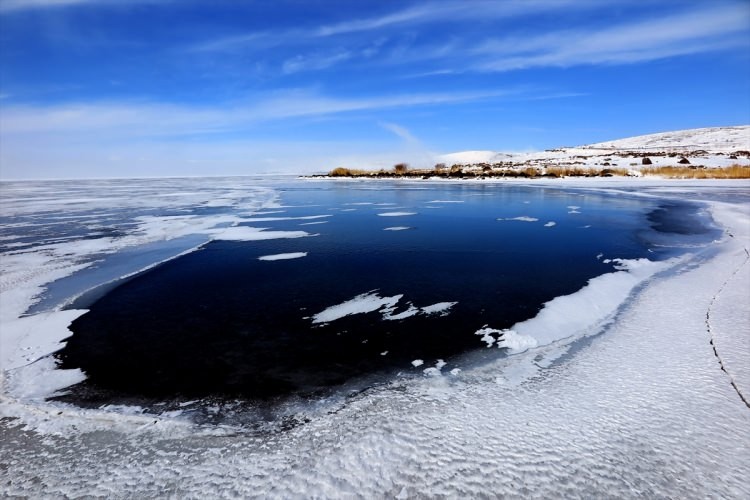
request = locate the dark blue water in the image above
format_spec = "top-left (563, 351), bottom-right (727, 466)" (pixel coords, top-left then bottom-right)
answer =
top-left (55, 181), bottom-right (716, 405)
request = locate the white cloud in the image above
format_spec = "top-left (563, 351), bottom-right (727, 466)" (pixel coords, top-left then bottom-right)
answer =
top-left (475, 4), bottom-right (750, 71)
top-left (0, 0), bottom-right (164, 12)
top-left (282, 51), bottom-right (353, 75)
top-left (314, 0), bottom-right (596, 37)
top-left (1, 0), bottom-right (91, 11)
top-left (189, 0), bottom-right (599, 54)
top-left (379, 122), bottom-right (419, 144)
top-left (185, 2), bottom-right (750, 78)
top-left (0, 89), bottom-right (511, 136)
top-left (0, 131), bottom-right (441, 179)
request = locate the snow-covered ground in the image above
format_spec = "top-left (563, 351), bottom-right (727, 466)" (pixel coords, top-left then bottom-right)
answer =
top-left (439, 125), bottom-right (750, 172)
top-left (1, 177), bottom-right (748, 497)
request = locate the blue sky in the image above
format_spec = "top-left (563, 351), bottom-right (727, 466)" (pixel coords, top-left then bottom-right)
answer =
top-left (1, 0), bottom-right (749, 179)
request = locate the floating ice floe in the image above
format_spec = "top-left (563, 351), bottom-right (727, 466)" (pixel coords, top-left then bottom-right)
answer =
top-left (377, 212), bottom-right (417, 217)
top-left (544, 221), bottom-right (556, 227)
top-left (310, 291), bottom-right (403, 324)
top-left (249, 210), bottom-right (286, 216)
top-left (240, 214), bottom-right (332, 222)
top-left (383, 226), bottom-right (411, 231)
top-left (423, 359), bottom-right (447, 377)
top-left (381, 303), bottom-right (420, 320)
top-left (211, 227), bottom-right (314, 241)
top-left (497, 216), bottom-right (539, 222)
top-left (420, 302), bottom-right (458, 316)
top-left (257, 252), bottom-right (308, 261)
top-left (310, 290), bottom-right (457, 324)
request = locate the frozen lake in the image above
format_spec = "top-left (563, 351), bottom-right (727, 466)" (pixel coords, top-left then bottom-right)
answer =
top-left (1, 177), bottom-right (748, 497)
top-left (46, 179), bottom-right (718, 412)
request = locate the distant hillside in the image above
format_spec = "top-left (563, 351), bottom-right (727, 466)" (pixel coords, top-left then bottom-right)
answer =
top-left (321, 126), bottom-right (750, 179)
top-left (436, 126), bottom-right (750, 171)
top-left (584, 125), bottom-right (750, 152)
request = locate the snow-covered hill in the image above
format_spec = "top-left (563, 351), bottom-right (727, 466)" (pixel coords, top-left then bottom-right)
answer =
top-left (439, 126), bottom-right (750, 171)
top-left (585, 125), bottom-right (750, 152)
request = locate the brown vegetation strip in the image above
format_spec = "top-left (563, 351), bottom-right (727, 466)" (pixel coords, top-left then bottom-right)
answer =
top-left (640, 165), bottom-right (750, 179)
top-left (323, 164), bottom-right (750, 179)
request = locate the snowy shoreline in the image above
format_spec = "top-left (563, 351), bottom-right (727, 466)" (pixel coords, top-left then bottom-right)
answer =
top-left (1, 178), bottom-right (748, 497)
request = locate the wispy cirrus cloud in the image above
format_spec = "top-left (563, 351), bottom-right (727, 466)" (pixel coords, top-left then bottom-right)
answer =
top-left (186, 1), bottom-right (750, 78)
top-left (282, 51), bottom-right (354, 75)
top-left (0, 0), bottom-right (165, 13)
top-left (0, 88), bottom-right (516, 136)
top-left (313, 0), bottom-right (610, 37)
top-left (472, 4), bottom-right (750, 72)
top-left (188, 0), bottom-right (597, 54)
top-left (379, 122), bottom-right (419, 144)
